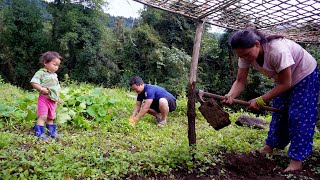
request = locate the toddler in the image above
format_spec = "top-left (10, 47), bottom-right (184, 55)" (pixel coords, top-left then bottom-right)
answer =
top-left (30, 51), bottom-right (62, 139)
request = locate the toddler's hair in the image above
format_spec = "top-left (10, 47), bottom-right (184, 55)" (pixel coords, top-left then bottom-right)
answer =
top-left (40, 51), bottom-right (62, 64)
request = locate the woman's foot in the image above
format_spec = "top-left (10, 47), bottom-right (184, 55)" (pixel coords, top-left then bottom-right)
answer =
top-left (284, 160), bottom-right (302, 172)
top-left (259, 144), bottom-right (273, 154)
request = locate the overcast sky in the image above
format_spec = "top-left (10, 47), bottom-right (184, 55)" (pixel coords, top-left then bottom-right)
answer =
top-left (105, 0), bottom-right (225, 33)
top-left (105, 0), bottom-right (143, 18)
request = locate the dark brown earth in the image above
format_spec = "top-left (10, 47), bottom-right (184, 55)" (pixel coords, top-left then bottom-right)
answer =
top-left (23, 126), bottom-right (320, 179)
top-left (133, 151), bottom-right (320, 180)
top-left (198, 99), bottom-right (230, 130)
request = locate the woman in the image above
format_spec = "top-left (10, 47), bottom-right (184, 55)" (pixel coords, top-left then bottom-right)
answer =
top-left (223, 29), bottom-right (319, 171)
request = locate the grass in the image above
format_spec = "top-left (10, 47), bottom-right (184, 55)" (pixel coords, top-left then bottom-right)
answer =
top-left (1, 81), bottom-right (320, 179)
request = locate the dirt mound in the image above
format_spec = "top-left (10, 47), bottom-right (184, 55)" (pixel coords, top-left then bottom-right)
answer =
top-left (224, 152), bottom-right (279, 178)
top-left (137, 151), bottom-right (320, 179)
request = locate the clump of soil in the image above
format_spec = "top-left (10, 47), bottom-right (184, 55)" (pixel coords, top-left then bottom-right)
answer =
top-left (198, 98), bottom-right (230, 130)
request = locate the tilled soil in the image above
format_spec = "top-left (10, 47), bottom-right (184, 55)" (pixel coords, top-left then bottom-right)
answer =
top-left (133, 151), bottom-right (320, 180)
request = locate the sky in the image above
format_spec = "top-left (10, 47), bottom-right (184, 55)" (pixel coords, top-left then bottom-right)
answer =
top-left (105, 0), bottom-right (143, 18)
top-left (105, 0), bottom-right (225, 33)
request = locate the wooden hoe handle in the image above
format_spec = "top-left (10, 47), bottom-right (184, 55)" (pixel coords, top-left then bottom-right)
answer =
top-left (197, 90), bottom-right (281, 113)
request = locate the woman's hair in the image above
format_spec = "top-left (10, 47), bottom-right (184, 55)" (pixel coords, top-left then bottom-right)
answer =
top-left (129, 76), bottom-right (144, 86)
top-left (229, 28), bottom-right (284, 49)
top-left (40, 51), bottom-right (62, 64)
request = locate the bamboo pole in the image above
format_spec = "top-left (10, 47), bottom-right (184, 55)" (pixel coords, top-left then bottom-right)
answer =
top-left (187, 19), bottom-right (205, 146)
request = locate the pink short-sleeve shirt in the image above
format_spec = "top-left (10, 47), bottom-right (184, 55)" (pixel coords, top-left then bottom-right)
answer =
top-left (238, 39), bottom-right (317, 86)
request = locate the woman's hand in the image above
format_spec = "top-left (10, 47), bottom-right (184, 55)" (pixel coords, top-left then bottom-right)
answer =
top-left (221, 94), bottom-right (234, 105)
top-left (248, 99), bottom-right (261, 111)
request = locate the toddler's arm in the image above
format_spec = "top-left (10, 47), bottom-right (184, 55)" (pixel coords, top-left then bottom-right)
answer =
top-left (31, 82), bottom-right (48, 95)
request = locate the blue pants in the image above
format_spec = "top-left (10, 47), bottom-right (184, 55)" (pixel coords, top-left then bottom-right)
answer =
top-left (266, 68), bottom-right (320, 161)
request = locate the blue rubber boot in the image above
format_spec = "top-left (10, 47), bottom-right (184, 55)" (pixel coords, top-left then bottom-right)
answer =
top-left (46, 124), bottom-right (61, 138)
top-left (34, 125), bottom-right (49, 140)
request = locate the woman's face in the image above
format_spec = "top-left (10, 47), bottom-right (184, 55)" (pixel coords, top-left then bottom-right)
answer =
top-left (234, 41), bottom-right (261, 63)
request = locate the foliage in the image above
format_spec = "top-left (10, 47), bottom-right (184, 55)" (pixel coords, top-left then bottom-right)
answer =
top-left (0, 74), bottom-right (4, 84)
top-left (197, 31), bottom-right (229, 95)
top-left (0, 1), bottom-right (230, 99)
top-left (47, 1), bottom-right (118, 86)
top-left (113, 21), bottom-right (192, 96)
top-left (242, 69), bottom-right (274, 101)
top-left (107, 15), bottom-right (137, 30)
top-left (1, 82), bottom-right (320, 179)
top-left (146, 46), bottom-right (191, 96)
top-left (305, 44), bottom-right (320, 61)
top-left (140, 8), bottom-right (196, 54)
top-left (0, 80), bottom-right (134, 129)
top-left (58, 82), bottom-right (134, 129)
top-left (0, 0), bottom-right (50, 87)
top-left (0, 82), bottom-right (37, 127)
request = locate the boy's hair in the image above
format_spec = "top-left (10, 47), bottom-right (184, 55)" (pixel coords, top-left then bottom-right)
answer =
top-left (40, 51), bottom-right (62, 64)
top-left (129, 76), bottom-right (144, 86)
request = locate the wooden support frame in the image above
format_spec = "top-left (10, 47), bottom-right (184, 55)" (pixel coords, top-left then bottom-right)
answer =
top-left (132, 0), bottom-right (320, 43)
top-left (187, 19), bottom-right (205, 146)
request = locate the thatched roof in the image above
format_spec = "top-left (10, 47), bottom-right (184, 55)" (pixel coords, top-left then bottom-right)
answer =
top-left (133, 0), bottom-right (320, 43)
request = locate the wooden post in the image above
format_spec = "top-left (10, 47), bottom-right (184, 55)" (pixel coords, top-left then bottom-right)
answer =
top-left (187, 20), bottom-right (205, 146)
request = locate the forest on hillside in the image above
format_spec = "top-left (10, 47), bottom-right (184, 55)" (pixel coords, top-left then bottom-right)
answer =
top-left (0, 0), bottom-right (319, 102)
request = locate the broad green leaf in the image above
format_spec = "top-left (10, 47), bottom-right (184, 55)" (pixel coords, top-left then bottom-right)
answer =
top-left (26, 110), bottom-right (37, 122)
top-left (87, 105), bottom-right (99, 118)
top-left (57, 112), bottom-right (71, 124)
top-left (97, 108), bottom-right (106, 117)
top-left (68, 109), bottom-right (77, 118)
top-left (13, 109), bottom-right (26, 120)
top-left (79, 102), bottom-right (86, 109)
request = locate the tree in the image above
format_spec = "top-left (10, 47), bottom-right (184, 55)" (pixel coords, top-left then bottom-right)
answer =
top-left (140, 7), bottom-right (196, 55)
top-left (197, 31), bottom-right (227, 95)
top-left (47, 0), bottom-right (120, 86)
top-left (0, 0), bottom-right (50, 87)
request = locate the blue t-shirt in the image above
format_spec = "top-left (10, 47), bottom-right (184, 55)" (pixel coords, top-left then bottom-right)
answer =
top-left (137, 84), bottom-right (176, 102)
